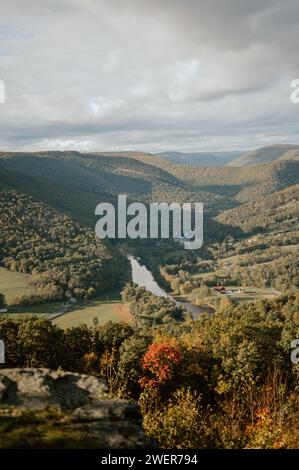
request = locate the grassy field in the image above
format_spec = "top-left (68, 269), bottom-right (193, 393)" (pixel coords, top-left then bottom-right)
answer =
top-left (0, 271), bottom-right (132, 327)
top-left (0, 267), bottom-right (32, 304)
top-left (190, 253), bottom-right (282, 303)
top-left (218, 286), bottom-right (281, 303)
top-left (53, 289), bottom-right (132, 328)
top-left (7, 302), bottom-right (64, 319)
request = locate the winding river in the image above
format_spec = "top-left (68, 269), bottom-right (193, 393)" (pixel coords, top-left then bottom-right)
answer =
top-left (127, 255), bottom-right (206, 319)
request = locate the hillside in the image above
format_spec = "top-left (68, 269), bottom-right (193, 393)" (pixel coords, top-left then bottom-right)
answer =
top-left (227, 144), bottom-right (299, 167)
top-left (206, 185), bottom-right (299, 292)
top-left (91, 151), bottom-right (299, 203)
top-left (217, 184), bottom-right (299, 232)
top-left (156, 151), bottom-right (243, 166)
top-left (0, 150), bottom-right (298, 215)
top-left (0, 184), bottom-right (129, 305)
top-left (0, 151), bottom-right (234, 218)
top-left (0, 150), bottom-right (297, 294)
top-left (165, 159), bottom-right (299, 202)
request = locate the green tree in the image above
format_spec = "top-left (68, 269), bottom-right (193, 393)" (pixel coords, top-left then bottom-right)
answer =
top-left (118, 333), bottom-right (152, 398)
top-left (63, 324), bottom-right (94, 371)
top-left (0, 293), bottom-right (6, 308)
top-left (17, 317), bottom-right (65, 368)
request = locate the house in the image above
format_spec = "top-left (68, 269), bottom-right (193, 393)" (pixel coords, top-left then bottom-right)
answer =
top-left (0, 308), bottom-right (8, 313)
top-left (213, 285), bottom-right (227, 294)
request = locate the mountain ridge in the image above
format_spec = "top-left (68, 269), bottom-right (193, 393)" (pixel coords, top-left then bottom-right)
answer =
top-left (227, 144), bottom-right (299, 167)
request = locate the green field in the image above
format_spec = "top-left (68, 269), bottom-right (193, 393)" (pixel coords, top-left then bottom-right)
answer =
top-left (218, 286), bottom-right (281, 303)
top-left (0, 270), bottom-right (132, 327)
top-left (0, 267), bottom-right (32, 303)
top-left (53, 289), bottom-right (132, 328)
top-left (7, 301), bottom-right (64, 319)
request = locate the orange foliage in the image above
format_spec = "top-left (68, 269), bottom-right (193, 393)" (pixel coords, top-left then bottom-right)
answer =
top-left (139, 341), bottom-right (182, 389)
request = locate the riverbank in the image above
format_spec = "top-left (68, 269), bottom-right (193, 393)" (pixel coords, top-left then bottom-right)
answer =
top-left (127, 255), bottom-right (211, 319)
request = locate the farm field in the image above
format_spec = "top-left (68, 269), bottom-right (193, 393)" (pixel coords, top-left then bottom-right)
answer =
top-left (214, 286), bottom-right (281, 303)
top-left (1, 280), bottom-right (132, 327)
top-left (53, 288), bottom-right (132, 328)
top-left (6, 302), bottom-right (64, 319)
top-left (0, 267), bottom-right (32, 304)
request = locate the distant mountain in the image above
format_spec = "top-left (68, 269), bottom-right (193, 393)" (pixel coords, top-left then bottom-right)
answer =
top-left (156, 151), bottom-right (244, 166)
top-left (0, 151), bottom-right (231, 223)
top-left (0, 150), bottom-right (298, 219)
top-left (227, 144), bottom-right (299, 167)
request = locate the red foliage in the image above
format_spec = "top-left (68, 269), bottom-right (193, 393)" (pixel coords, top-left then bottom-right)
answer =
top-left (139, 341), bottom-right (182, 389)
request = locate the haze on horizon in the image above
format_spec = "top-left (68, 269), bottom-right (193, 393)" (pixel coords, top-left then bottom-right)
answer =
top-left (0, 0), bottom-right (299, 153)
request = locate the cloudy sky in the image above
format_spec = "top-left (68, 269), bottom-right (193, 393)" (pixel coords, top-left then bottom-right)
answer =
top-left (0, 0), bottom-right (299, 152)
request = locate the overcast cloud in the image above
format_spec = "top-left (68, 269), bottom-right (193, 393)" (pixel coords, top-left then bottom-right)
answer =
top-left (0, 0), bottom-right (299, 152)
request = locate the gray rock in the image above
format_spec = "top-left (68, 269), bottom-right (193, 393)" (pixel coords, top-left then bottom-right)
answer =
top-left (0, 368), bottom-right (153, 449)
top-left (0, 368), bottom-right (108, 409)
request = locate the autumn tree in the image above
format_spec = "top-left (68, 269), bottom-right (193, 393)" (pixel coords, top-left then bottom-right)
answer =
top-left (139, 340), bottom-right (182, 390)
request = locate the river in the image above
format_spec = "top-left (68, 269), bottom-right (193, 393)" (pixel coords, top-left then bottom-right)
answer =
top-left (127, 255), bottom-right (207, 319)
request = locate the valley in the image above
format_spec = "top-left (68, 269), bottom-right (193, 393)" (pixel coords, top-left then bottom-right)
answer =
top-left (0, 146), bottom-right (298, 327)
top-left (1, 0), bottom-right (299, 452)
top-left (0, 145), bottom-right (298, 451)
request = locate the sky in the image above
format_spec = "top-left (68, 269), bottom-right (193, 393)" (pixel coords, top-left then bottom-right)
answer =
top-left (0, 0), bottom-right (299, 153)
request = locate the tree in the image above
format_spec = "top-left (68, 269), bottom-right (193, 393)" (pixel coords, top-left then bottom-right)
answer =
top-left (170, 278), bottom-right (181, 295)
top-left (0, 318), bottom-right (21, 366)
top-left (63, 324), bottom-right (94, 371)
top-left (202, 303), bottom-right (285, 391)
top-left (17, 317), bottom-right (65, 368)
top-left (95, 321), bottom-right (134, 356)
top-left (0, 293), bottom-right (6, 308)
top-left (139, 340), bottom-right (182, 389)
top-left (118, 333), bottom-right (152, 398)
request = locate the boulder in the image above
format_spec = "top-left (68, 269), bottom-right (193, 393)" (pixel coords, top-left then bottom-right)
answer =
top-left (0, 368), bottom-right (153, 449)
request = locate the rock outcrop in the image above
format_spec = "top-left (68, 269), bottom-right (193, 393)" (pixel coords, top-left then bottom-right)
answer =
top-left (0, 368), bottom-right (152, 449)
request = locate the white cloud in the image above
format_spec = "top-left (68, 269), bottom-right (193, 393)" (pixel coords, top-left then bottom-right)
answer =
top-left (0, 0), bottom-right (298, 152)
top-left (89, 96), bottom-right (125, 117)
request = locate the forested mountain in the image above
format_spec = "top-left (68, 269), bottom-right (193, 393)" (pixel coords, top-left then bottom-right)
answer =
top-left (0, 184), bottom-right (129, 304)
top-left (0, 151), bottom-right (235, 219)
top-left (156, 150), bottom-right (243, 166)
top-left (164, 158), bottom-right (299, 202)
top-left (91, 150), bottom-right (299, 203)
top-left (227, 144), bottom-right (299, 167)
top-left (0, 148), bottom-right (297, 303)
top-left (205, 184), bottom-right (299, 292)
top-left (217, 184), bottom-right (299, 233)
top-left (1, 150), bottom-right (297, 219)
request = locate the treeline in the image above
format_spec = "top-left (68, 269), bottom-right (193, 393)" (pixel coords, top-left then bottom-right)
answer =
top-left (0, 292), bottom-right (298, 448)
top-left (235, 255), bottom-right (298, 292)
top-left (121, 283), bottom-right (185, 327)
top-left (0, 186), bottom-right (130, 305)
